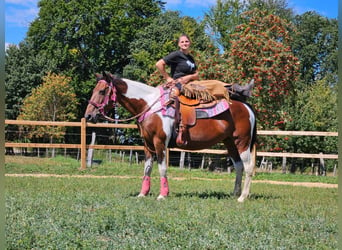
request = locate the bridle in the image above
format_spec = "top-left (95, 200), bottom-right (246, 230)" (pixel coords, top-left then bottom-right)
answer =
top-left (88, 80), bottom-right (116, 115)
top-left (88, 79), bottom-right (164, 123)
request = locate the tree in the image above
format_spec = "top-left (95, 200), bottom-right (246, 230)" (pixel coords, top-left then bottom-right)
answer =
top-left (291, 11), bottom-right (338, 86)
top-left (5, 42), bottom-right (56, 120)
top-left (204, 0), bottom-right (246, 50)
top-left (204, 0), bottom-right (294, 51)
top-left (247, 0), bottom-right (294, 20)
top-left (18, 73), bottom-right (78, 145)
top-left (284, 77), bottom-right (337, 173)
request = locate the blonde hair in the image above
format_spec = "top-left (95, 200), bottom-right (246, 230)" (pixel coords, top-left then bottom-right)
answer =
top-left (178, 34), bottom-right (191, 43)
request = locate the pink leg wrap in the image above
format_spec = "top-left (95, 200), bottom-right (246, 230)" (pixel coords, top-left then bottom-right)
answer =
top-left (140, 176), bottom-right (151, 195)
top-left (160, 177), bottom-right (169, 196)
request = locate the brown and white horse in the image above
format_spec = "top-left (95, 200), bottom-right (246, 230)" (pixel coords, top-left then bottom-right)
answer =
top-left (84, 72), bottom-right (256, 202)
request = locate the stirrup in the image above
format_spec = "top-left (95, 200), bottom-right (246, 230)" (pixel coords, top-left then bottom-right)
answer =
top-left (176, 124), bottom-right (188, 146)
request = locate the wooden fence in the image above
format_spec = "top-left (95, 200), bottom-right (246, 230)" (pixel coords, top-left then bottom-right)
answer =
top-left (5, 119), bottom-right (338, 170)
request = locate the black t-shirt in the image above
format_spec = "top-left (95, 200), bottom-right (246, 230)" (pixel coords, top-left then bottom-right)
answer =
top-left (163, 51), bottom-right (197, 80)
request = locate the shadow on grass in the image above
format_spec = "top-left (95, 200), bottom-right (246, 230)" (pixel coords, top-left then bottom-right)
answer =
top-left (174, 191), bottom-right (280, 200)
top-left (175, 191), bottom-right (232, 199)
top-left (248, 193), bottom-right (281, 200)
top-left (128, 191), bottom-right (280, 201)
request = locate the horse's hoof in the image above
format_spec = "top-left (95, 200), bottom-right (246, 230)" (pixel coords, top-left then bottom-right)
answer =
top-left (237, 196), bottom-right (246, 203)
top-left (157, 195), bottom-right (167, 201)
top-left (233, 190), bottom-right (241, 197)
top-left (137, 193), bottom-right (146, 198)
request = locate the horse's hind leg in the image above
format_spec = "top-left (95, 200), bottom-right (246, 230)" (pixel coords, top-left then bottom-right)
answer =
top-left (225, 139), bottom-right (254, 202)
top-left (138, 148), bottom-right (153, 197)
top-left (237, 145), bottom-right (255, 202)
top-left (224, 140), bottom-right (243, 197)
top-left (230, 157), bottom-right (243, 197)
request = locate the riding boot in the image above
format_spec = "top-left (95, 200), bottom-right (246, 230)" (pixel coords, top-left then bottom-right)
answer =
top-left (176, 124), bottom-right (188, 146)
top-left (165, 82), bottom-right (182, 106)
top-left (229, 79), bottom-right (254, 97)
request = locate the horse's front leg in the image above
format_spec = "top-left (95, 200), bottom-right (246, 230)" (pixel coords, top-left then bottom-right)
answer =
top-left (156, 146), bottom-right (169, 201)
top-left (138, 148), bottom-right (153, 197)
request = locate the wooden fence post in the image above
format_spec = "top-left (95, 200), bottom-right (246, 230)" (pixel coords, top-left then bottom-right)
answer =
top-left (87, 131), bottom-right (96, 167)
top-left (129, 149), bottom-right (133, 165)
top-left (282, 156), bottom-right (287, 174)
top-left (135, 152), bottom-right (139, 164)
top-left (179, 151), bottom-right (185, 168)
top-left (80, 118), bottom-right (87, 170)
top-left (201, 155), bottom-right (205, 169)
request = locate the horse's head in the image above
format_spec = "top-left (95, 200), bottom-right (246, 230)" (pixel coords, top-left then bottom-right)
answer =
top-left (84, 72), bottom-right (116, 123)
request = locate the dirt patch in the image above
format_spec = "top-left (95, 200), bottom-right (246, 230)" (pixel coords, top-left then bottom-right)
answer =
top-left (5, 173), bottom-right (337, 188)
top-left (252, 180), bottom-right (337, 188)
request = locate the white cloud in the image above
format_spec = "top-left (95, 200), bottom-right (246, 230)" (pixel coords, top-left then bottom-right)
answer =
top-left (5, 0), bottom-right (39, 27)
top-left (5, 42), bottom-right (18, 50)
top-left (5, 0), bottom-right (38, 6)
top-left (184, 0), bottom-right (216, 7)
top-left (165, 0), bottom-right (215, 7)
top-left (165, 0), bottom-right (182, 4)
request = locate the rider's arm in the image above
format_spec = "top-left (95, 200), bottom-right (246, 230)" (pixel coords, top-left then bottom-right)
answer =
top-left (177, 71), bottom-right (199, 84)
top-left (156, 59), bottom-right (174, 84)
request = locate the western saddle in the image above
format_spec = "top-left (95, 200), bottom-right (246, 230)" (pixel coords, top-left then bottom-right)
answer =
top-left (167, 80), bottom-right (254, 146)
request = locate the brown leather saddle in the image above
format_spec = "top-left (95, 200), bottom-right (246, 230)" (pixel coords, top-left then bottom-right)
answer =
top-left (174, 95), bottom-right (220, 146)
top-left (170, 79), bottom-right (254, 146)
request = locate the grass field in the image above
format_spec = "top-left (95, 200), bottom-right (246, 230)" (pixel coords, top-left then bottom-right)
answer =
top-left (5, 156), bottom-right (338, 249)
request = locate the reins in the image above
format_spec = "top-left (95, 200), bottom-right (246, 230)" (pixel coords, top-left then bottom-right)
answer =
top-left (91, 80), bottom-right (166, 123)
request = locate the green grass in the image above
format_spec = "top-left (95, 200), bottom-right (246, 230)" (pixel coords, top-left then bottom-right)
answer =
top-left (6, 176), bottom-right (337, 249)
top-left (5, 155), bottom-right (338, 184)
top-left (5, 155), bottom-right (338, 249)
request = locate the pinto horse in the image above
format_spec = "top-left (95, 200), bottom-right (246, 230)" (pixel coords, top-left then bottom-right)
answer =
top-left (84, 72), bottom-right (256, 202)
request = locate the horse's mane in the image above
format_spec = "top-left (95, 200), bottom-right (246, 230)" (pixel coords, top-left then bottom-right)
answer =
top-left (122, 78), bottom-right (156, 92)
top-left (111, 77), bottom-right (159, 101)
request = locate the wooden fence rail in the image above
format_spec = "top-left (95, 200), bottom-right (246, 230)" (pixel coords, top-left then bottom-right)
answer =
top-left (5, 119), bottom-right (338, 170)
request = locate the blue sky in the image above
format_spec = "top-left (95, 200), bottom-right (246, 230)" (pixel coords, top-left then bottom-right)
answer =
top-left (5, 0), bottom-right (338, 47)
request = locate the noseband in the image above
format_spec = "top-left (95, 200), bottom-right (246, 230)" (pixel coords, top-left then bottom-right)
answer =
top-left (89, 80), bottom-right (116, 115)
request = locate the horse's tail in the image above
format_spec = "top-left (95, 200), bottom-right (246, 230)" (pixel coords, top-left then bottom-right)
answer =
top-left (248, 108), bottom-right (257, 175)
top-left (243, 101), bottom-right (257, 152)
top-left (250, 111), bottom-right (257, 152)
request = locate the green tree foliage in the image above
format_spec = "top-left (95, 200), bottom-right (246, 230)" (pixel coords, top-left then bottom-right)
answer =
top-left (204, 0), bottom-right (245, 50)
top-left (18, 73), bottom-right (78, 141)
top-left (291, 11), bottom-right (338, 86)
top-left (5, 42), bottom-right (56, 120)
top-left (247, 0), bottom-right (294, 20)
top-left (282, 77), bottom-right (337, 173)
top-left (204, 0), bottom-right (294, 51)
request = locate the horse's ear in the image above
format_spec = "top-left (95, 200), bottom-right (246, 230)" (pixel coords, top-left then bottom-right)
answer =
top-left (95, 73), bottom-right (102, 81)
top-left (102, 71), bottom-right (113, 83)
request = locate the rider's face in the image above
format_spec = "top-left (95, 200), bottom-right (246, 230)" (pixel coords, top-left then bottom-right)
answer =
top-left (178, 36), bottom-right (191, 51)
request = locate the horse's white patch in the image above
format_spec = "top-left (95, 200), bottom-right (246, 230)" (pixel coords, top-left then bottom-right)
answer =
top-left (243, 103), bottom-right (255, 141)
top-left (122, 79), bottom-right (160, 107)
